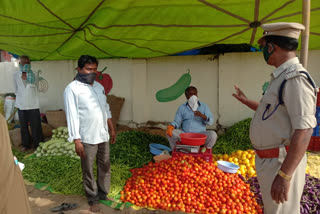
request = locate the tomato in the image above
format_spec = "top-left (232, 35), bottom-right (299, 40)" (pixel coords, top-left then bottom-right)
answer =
top-left (121, 155), bottom-right (262, 213)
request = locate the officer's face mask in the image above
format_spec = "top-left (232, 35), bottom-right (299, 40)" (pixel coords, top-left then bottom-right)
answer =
top-left (188, 95), bottom-right (199, 111)
top-left (75, 72), bottom-right (97, 85)
top-left (262, 42), bottom-right (275, 63)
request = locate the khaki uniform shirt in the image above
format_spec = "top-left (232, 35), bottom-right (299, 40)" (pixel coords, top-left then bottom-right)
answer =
top-left (250, 57), bottom-right (317, 150)
top-left (0, 114), bottom-right (32, 214)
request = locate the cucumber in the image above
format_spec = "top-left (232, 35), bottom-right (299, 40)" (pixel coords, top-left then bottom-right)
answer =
top-left (63, 128), bottom-right (68, 134)
top-left (156, 69), bottom-right (191, 102)
top-left (66, 143), bottom-right (75, 150)
top-left (57, 127), bottom-right (66, 132)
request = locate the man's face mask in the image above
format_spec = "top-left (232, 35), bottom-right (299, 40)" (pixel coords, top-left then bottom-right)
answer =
top-left (188, 95), bottom-right (198, 111)
top-left (262, 42), bottom-right (275, 63)
top-left (75, 72), bottom-right (97, 85)
top-left (22, 64), bottom-right (31, 73)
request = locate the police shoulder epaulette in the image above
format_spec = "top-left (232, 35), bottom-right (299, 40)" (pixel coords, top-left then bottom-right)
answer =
top-left (284, 64), bottom-right (306, 80)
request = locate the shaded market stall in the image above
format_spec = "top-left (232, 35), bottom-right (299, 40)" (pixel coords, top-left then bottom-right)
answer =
top-left (2, 1), bottom-right (320, 214)
top-left (0, 0), bottom-right (319, 62)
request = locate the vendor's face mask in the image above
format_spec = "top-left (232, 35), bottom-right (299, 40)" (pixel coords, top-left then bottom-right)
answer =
top-left (188, 95), bottom-right (199, 111)
top-left (262, 42), bottom-right (275, 64)
top-left (75, 72), bottom-right (97, 85)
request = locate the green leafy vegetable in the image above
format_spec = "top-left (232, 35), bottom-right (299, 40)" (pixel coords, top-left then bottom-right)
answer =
top-left (110, 130), bottom-right (169, 168)
top-left (213, 118), bottom-right (252, 154)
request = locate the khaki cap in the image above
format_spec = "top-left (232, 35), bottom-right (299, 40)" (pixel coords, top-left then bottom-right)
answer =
top-left (258, 22), bottom-right (305, 43)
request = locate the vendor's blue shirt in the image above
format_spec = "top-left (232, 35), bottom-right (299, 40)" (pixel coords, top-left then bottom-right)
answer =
top-left (171, 101), bottom-right (214, 133)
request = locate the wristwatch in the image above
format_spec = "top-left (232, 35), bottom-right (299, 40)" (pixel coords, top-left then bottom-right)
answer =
top-left (278, 169), bottom-right (292, 181)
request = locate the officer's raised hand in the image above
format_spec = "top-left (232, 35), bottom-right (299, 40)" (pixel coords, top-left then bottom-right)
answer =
top-left (232, 84), bottom-right (248, 104)
top-left (232, 85), bottom-right (259, 111)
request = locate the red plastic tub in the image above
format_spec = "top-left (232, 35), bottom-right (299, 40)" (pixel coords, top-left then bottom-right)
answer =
top-left (179, 133), bottom-right (207, 146)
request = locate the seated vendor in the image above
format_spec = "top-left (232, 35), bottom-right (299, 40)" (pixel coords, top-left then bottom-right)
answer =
top-left (166, 86), bottom-right (217, 150)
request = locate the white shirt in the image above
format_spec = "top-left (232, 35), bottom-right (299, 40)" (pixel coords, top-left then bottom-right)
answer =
top-left (13, 71), bottom-right (40, 110)
top-left (64, 80), bottom-right (112, 144)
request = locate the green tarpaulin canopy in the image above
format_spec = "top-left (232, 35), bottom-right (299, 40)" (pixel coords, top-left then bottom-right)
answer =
top-left (0, 0), bottom-right (319, 61)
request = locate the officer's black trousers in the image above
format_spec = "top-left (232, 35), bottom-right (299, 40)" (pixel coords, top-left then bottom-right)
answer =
top-left (18, 109), bottom-right (43, 148)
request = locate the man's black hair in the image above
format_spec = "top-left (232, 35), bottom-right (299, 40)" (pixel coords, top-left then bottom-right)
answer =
top-left (19, 55), bottom-right (30, 61)
top-left (185, 86), bottom-right (198, 97)
top-left (264, 35), bottom-right (299, 51)
top-left (77, 55), bottom-right (98, 69)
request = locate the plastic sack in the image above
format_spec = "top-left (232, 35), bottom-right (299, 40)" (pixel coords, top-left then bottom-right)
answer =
top-left (4, 96), bottom-right (16, 123)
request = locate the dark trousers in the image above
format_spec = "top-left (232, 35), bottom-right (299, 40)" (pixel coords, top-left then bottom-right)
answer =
top-left (18, 109), bottom-right (43, 148)
top-left (81, 142), bottom-right (111, 206)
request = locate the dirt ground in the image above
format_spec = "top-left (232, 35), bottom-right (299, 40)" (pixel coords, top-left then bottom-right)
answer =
top-left (26, 125), bottom-right (175, 214)
top-left (27, 184), bottom-right (184, 214)
top-left (23, 125), bottom-right (320, 214)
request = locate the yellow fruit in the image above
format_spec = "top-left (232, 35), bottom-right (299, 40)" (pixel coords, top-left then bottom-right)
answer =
top-left (244, 159), bottom-right (250, 164)
top-left (215, 150), bottom-right (258, 178)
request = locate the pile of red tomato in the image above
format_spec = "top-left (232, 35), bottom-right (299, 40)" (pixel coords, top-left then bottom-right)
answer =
top-left (121, 155), bottom-right (263, 214)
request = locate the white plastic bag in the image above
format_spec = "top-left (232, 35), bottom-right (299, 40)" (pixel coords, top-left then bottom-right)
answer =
top-left (4, 96), bottom-right (15, 123)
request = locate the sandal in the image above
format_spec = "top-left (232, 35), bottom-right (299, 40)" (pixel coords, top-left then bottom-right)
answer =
top-left (50, 203), bottom-right (78, 212)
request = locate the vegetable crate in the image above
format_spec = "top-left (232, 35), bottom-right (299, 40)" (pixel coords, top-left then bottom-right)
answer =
top-left (312, 125), bottom-right (320, 136)
top-left (316, 107), bottom-right (320, 124)
top-left (172, 147), bottom-right (213, 162)
top-left (308, 136), bottom-right (320, 151)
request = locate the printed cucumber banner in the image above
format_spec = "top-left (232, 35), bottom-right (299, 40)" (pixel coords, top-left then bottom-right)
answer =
top-left (156, 69), bottom-right (191, 102)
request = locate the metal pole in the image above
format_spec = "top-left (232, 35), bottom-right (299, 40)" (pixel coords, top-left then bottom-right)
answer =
top-left (300, 0), bottom-right (310, 68)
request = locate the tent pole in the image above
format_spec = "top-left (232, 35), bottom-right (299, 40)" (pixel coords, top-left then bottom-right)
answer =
top-left (300, 0), bottom-right (310, 68)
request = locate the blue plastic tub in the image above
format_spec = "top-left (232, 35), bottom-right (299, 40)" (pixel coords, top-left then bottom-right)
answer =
top-left (149, 143), bottom-right (172, 155)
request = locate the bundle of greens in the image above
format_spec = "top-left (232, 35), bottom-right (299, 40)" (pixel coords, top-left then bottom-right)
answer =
top-left (213, 118), bottom-right (253, 154)
top-left (22, 155), bottom-right (131, 198)
top-left (110, 130), bottom-right (169, 168)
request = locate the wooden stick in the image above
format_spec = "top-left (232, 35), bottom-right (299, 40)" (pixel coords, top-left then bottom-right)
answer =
top-left (300, 0), bottom-right (310, 68)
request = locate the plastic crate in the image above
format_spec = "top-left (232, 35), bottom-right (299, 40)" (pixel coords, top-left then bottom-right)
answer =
top-left (172, 147), bottom-right (213, 162)
top-left (316, 107), bottom-right (320, 124)
top-left (312, 125), bottom-right (320, 136)
top-left (308, 136), bottom-right (320, 151)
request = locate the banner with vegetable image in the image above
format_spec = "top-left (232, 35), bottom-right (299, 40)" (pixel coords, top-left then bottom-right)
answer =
top-left (156, 69), bottom-right (191, 102)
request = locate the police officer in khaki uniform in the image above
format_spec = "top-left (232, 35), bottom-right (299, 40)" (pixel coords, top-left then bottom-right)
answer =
top-left (0, 114), bottom-right (32, 214)
top-left (233, 22), bottom-right (317, 214)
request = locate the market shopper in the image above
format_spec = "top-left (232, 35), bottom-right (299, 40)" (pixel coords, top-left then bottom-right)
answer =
top-left (0, 114), bottom-right (32, 214)
top-left (233, 22), bottom-right (317, 214)
top-left (64, 55), bottom-right (116, 213)
top-left (14, 55), bottom-right (43, 151)
top-left (166, 86), bottom-right (217, 149)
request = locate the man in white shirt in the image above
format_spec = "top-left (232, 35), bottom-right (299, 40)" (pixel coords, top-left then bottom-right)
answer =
top-left (64, 55), bottom-right (116, 213)
top-left (14, 55), bottom-right (43, 151)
